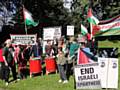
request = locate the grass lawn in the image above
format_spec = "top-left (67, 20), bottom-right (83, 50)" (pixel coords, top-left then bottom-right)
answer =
top-left (0, 74), bottom-right (75, 90)
top-left (0, 40), bottom-right (120, 90)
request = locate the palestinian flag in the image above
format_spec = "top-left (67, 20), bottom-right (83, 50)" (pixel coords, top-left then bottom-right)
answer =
top-left (81, 24), bottom-right (91, 40)
top-left (100, 15), bottom-right (120, 24)
top-left (81, 24), bottom-right (88, 35)
top-left (87, 8), bottom-right (99, 25)
top-left (23, 8), bottom-right (38, 26)
top-left (77, 48), bottom-right (97, 64)
top-left (92, 20), bottom-right (120, 36)
top-left (77, 49), bottom-right (89, 64)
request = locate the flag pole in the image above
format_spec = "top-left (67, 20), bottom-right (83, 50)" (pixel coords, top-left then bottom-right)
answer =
top-left (24, 18), bottom-right (28, 35)
top-left (23, 5), bottom-right (28, 35)
top-left (89, 0), bottom-right (92, 40)
top-left (90, 23), bottom-right (93, 40)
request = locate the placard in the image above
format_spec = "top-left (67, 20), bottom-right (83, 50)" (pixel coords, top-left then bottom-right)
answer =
top-left (74, 63), bottom-right (101, 89)
top-left (98, 57), bottom-right (118, 88)
top-left (67, 25), bottom-right (74, 36)
top-left (10, 34), bottom-right (37, 45)
top-left (43, 27), bottom-right (61, 40)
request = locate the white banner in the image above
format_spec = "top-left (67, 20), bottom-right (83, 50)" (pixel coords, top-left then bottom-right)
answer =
top-left (67, 25), bottom-right (74, 36)
top-left (98, 57), bottom-right (118, 89)
top-left (74, 63), bottom-right (101, 89)
top-left (10, 34), bottom-right (37, 45)
top-left (43, 27), bottom-right (61, 40)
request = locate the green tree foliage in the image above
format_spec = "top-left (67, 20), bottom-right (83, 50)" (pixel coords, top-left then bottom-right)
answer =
top-left (70, 0), bottom-right (89, 33)
top-left (91, 0), bottom-right (120, 20)
top-left (14, 0), bottom-right (120, 35)
top-left (21, 0), bottom-right (70, 27)
top-left (70, 0), bottom-right (120, 34)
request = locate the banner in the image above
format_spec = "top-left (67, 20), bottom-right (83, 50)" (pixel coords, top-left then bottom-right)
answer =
top-left (92, 15), bottom-right (120, 36)
top-left (99, 15), bottom-right (120, 24)
top-left (74, 63), bottom-right (101, 89)
top-left (98, 57), bottom-right (118, 89)
top-left (93, 21), bottom-right (120, 36)
top-left (67, 25), bottom-right (74, 36)
top-left (10, 34), bottom-right (37, 45)
top-left (43, 27), bottom-right (61, 40)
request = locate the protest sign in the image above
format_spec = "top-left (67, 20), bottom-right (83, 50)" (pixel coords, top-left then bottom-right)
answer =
top-left (43, 27), bottom-right (61, 40)
top-left (74, 63), bottom-right (101, 89)
top-left (98, 57), bottom-right (118, 89)
top-left (67, 25), bottom-right (74, 36)
top-left (10, 34), bottom-right (37, 45)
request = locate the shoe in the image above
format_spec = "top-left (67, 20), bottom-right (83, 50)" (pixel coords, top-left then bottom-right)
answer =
top-left (58, 79), bottom-right (62, 83)
top-left (5, 82), bottom-right (9, 86)
top-left (63, 80), bottom-right (68, 84)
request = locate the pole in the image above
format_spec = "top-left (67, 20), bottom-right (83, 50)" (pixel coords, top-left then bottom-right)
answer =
top-left (24, 18), bottom-right (28, 35)
top-left (22, 5), bottom-right (28, 35)
top-left (89, 0), bottom-right (93, 40)
top-left (90, 23), bottom-right (93, 40)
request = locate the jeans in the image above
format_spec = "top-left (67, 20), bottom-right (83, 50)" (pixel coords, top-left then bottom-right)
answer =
top-left (57, 64), bottom-right (67, 81)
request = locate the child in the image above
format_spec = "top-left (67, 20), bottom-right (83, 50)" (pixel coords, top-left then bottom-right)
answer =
top-left (57, 47), bottom-right (68, 84)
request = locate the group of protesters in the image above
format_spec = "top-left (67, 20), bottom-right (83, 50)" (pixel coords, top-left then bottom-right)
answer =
top-left (0, 39), bottom-right (32, 86)
top-left (0, 35), bottom-right (95, 86)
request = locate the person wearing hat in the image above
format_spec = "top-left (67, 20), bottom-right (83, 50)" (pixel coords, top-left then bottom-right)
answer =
top-left (2, 39), bottom-right (17, 86)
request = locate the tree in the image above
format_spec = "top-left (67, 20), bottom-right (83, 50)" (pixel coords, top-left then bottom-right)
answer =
top-left (70, 0), bottom-right (89, 33)
top-left (0, 0), bottom-right (21, 31)
top-left (0, 0), bottom-right (72, 36)
top-left (1, 0), bottom-right (120, 35)
top-left (21, 0), bottom-right (70, 28)
top-left (70, 0), bottom-right (120, 34)
top-left (91, 0), bottom-right (120, 20)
